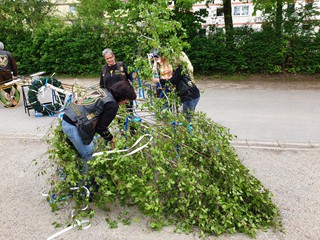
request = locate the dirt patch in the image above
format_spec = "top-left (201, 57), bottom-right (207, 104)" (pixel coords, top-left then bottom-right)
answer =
top-left (197, 73), bottom-right (320, 90)
top-left (59, 73), bottom-right (320, 90)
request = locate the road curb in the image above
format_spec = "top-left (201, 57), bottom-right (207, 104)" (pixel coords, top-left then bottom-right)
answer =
top-left (3, 132), bottom-right (319, 151)
top-left (232, 139), bottom-right (320, 150)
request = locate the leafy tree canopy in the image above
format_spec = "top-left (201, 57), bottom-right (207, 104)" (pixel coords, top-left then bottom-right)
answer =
top-left (75, 0), bottom-right (191, 78)
top-left (0, 0), bottom-right (55, 32)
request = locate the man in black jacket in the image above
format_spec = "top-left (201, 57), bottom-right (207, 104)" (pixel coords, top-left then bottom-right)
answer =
top-left (0, 41), bottom-right (18, 85)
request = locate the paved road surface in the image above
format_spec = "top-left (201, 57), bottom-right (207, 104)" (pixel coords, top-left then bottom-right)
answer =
top-left (1, 79), bottom-right (320, 147)
top-left (1, 78), bottom-right (319, 240)
top-left (197, 88), bottom-right (320, 145)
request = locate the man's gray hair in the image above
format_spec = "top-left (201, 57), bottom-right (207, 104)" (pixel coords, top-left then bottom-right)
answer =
top-left (102, 48), bottom-right (113, 56)
top-left (0, 42), bottom-right (4, 50)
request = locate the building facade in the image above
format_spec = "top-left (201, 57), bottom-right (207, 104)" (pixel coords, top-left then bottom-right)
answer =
top-left (53, 0), bottom-right (78, 17)
top-left (53, 0), bottom-right (319, 30)
top-left (191, 0), bottom-right (263, 29)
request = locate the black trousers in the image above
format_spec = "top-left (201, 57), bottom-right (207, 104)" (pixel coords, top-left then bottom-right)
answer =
top-left (0, 71), bottom-right (15, 94)
top-left (0, 70), bottom-right (13, 85)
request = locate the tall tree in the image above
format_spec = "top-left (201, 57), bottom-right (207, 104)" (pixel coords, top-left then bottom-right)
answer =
top-left (171, 0), bottom-right (207, 39)
top-left (76, 0), bottom-right (191, 78)
top-left (205, 0), bottom-right (234, 45)
top-left (0, 0), bottom-right (55, 33)
top-left (0, 0), bottom-right (57, 70)
top-left (222, 0), bottom-right (233, 33)
top-left (252, 0), bottom-right (286, 34)
top-left (205, 0), bottom-right (233, 33)
top-left (74, 0), bottom-right (117, 30)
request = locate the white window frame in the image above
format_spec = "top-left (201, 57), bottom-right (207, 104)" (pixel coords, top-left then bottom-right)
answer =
top-left (69, 5), bottom-right (76, 14)
top-left (233, 6), bottom-right (249, 16)
top-left (216, 7), bottom-right (224, 17)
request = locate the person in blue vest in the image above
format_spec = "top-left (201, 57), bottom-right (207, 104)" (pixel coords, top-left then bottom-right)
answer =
top-left (61, 80), bottom-right (137, 171)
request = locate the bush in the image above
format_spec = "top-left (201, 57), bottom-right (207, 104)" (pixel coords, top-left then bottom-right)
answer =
top-left (285, 33), bottom-right (320, 73)
top-left (187, 28), bottom-right (286, 74)
top-left (33, 23), bottom-right (104, 76)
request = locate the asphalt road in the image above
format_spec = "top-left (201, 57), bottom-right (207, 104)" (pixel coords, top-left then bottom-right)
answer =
top-left (197, 88), bottom-right (320, 145)
top-left (1, 79), bottom-right (320, 147)
top-left (0, 79), bottom-right (320, 240)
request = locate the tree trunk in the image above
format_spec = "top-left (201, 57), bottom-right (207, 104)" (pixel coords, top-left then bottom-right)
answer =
top-left (223, 0), bottom-right (233, 33)
top-left (223, 0), bottom-right (234, 46)
top-left (275, 0), bottom-right (283, 35)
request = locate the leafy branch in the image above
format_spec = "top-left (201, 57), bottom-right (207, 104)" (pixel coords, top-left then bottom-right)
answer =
top-left (42, 91), bottom-right (282, 238)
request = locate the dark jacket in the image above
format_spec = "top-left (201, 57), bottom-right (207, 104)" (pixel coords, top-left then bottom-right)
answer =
top-left (99, 62), bottom-right (130, 89)
top-left (0, 50), bottom-right (17, 76)
top-left (160, 66), bottom-right (200, 103)
top-left (63, 88), bottom-right (118, 144)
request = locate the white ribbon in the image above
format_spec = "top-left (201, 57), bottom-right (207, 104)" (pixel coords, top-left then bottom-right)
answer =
top-left (46, 186), bottom-right (91, 240)
top-left (46, 219), bottom-right (91, 240)
top-left (45, 135), bottom-right (153, 239)
top-left (92, 133), bottom-right (153, 158)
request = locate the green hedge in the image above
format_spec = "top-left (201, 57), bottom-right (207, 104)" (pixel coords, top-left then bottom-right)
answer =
top-left (285, 34), bottom-right (320, 74)
top-left (3, 24), bottom-right (320, 76)
top-left (186, 27), bottom-right (311, 75)
top-left (33, 23), bottom-right (104, 76)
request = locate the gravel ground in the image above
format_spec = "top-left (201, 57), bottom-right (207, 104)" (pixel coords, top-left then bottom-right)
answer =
top-left (1, 137), bottom-right (319, 240)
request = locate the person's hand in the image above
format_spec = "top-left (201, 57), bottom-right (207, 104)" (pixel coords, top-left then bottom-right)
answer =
top-left (151, 77), bottom-right (160, 84)
top-left (110, 138), bottom-right (116, 150)
top-left (152, 56), bottom-right (160, 62)
top-left (153, 58), bottom-right (160, 64)
top-left (132, 72), bottom-right (138, 80)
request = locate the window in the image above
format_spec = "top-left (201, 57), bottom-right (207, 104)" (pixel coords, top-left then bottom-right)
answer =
top-left (69, 5), bottom-right (76, 14)
top-left (217, 7), bottom-right (224, 17)
top-left (233, 6), bottom-right (249, 16)
top-left (199, 8), bottom-right (207, 15)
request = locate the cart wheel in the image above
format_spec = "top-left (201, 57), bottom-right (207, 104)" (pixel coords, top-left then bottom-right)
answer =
top-left (27, 77), bottom-right (65, 115)
top-left (0, 85), bottom-right (20, 108)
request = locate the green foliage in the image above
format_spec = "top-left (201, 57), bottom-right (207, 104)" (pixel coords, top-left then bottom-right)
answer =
top-left (285, 33), bottom-right (320, 74)
top-left (0, 0), bottom-right (56, 74)
top-left (188, 23), bottom-right (320, 74)
top-left (171, 0), bottom-right (207, 39)
top-left (32, 22), bottom-right (104, 76)
top-left (280, 2), bottom-right (320, 73)
top-left (44, 93), bottom-right (282, 237)
top-left (187, 33), bottom-right (230, 74)
top-left (0, 0), bottom-right (55, 32)
top-left (236, 28), bottom-right (285, 74)
top-left (99, 0), bottom-right (190, 80)
top-left (2, 0), bottom-right (320, 76)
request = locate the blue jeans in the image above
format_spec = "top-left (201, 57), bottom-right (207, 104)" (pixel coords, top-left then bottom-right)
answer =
top-left (62, 120), bottom-right (94, 164)
top-left (182, 97), bottom-right (200, 121)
